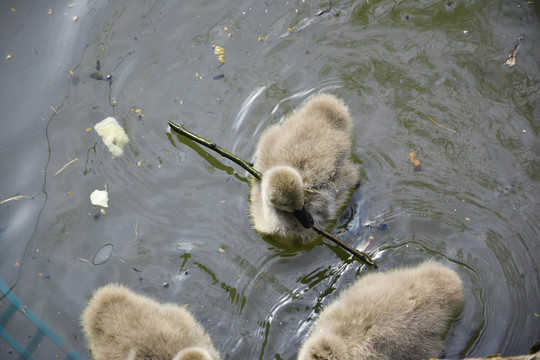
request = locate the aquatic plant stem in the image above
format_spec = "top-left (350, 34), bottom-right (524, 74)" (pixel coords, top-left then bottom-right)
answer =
top-left (168, 120), bottom-right (376, 267)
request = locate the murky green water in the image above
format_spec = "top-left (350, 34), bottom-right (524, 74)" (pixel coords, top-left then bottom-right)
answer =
top-left (1, 0), bottom-right (539, 359)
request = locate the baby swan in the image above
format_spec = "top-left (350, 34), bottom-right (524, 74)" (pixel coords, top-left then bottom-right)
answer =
top-left (81, 283), bottom-right (220, 360)
top-left (298, 261), bottom-right (464, 360)
top-left (250, 93), bottom-right (359, 245)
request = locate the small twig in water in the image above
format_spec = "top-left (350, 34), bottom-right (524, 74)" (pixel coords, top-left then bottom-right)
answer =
top-left (168, 121), bottom-right (262, 180)
top-left (53, 158), bottom-right (78, 176)
top-left (0, 195), bottom-right (33, 204)
top-left (428, 116), bottom-right (457, 133)
top-left (312, 224), bottom-right (377, 267)
top-left (168, 121), bottom-right (377, 267)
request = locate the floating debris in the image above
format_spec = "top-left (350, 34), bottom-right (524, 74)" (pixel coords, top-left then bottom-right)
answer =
top-left (92, 244), bottom-right (114, 265)
top-left (130, 108), bottom-right (144, 118)
top-left (90, 72), bottom-right (112, 81)
top-left (358, 236), bottom-right (374, 252)
top-left (0, 195), bottom-right (33, 205)
top-left (48, 9), bottom-right (53, 15)
top-left (505, 35), bottom-right (524, 67)
top-left (94, 117), bottom-right (129, 157)
top-left (72, 16), bottom-right (78, 22)
top-left (427, 116), bottom-right (457, 133)
top-left (407, 151), bottom-right (421, 171)
top-left (6, 54), bottom-right (12, 60)
top-left (53, 157), bottom-right (78, 176)
top-left (213, 45), bottom-right (225, 56)
top-left (277, 3), bottom-right (347, 39)
top-left (364, 223), bottom-right (388, 231)
top-left (90, 189), bottom-right (108, 208)
top-left (212, 45), bottom-right (225, 63)
top-left (219, 248), bottom-right (225, 253)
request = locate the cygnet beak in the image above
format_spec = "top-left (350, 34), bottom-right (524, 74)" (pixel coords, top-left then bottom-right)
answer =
top-left (293, 206), bottom-right (314, 229)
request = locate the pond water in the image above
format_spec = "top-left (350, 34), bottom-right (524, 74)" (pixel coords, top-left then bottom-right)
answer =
top-left (1, 0), bottom-right (539, 359)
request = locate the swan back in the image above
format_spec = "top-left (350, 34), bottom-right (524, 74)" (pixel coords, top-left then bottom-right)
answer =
top-left (298, 261), bottom-right (464, 360)
top-left (250, 93), bottom-right (359, 244)
top-left (81, 284), bottom-right (220, 360)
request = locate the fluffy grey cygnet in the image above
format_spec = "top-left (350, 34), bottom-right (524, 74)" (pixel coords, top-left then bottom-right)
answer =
top-left (81, 284), bottom-right (220, 360)
top-left (298, 261), bottom-right (465, 360)
top-left (249, 93), bottom-right (359, 245)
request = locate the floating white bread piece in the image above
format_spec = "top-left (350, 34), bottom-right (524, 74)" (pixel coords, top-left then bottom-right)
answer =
top-left (90, 189), bottom-right (108, 208)
top-left (94, 117), bottom-right (129, 157)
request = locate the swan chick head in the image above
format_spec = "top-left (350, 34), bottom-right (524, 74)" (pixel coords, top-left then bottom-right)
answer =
top-left (262, 166), bottom-right (304, 212)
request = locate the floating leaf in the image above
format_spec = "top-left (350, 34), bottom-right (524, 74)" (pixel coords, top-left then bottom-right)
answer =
top-left (505, 36), bottom-right (523, 68)
top-left (407, 152), bottom-right (421, 171)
